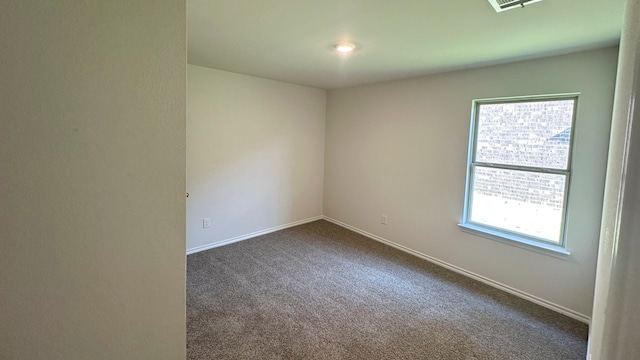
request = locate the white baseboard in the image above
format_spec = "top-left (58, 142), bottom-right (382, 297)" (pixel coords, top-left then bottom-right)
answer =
top-left (322, 215), bottom-right (591, 324)
top-left (186, 216), bottom-right (323, 255)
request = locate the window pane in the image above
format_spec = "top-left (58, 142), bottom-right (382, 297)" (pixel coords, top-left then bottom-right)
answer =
top-left (475, 99), bottom-right (574, 170)
top-left (470, 166), bottom-right (566, 243)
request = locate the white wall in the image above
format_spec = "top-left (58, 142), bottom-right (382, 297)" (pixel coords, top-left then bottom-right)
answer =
top-left (589, 0), bottom-right (640, 357)
top-left (0, 1), bottom-right (186, 359)
top-left (187, 66), bottom-right (326, 251)
top-left (324, 47), bottom-right (618, 318)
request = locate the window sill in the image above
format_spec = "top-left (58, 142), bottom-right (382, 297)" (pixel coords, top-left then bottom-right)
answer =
top-left (458, 222), bottom-right (570, 259)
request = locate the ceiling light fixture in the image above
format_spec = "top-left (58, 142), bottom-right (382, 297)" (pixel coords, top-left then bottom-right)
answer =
top-left (334, 42), bottom-right (355, 53)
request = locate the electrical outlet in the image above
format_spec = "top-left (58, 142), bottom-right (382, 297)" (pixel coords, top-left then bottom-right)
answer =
top-left (381, 215), bottom-right (388, 225)
top-left (203, 218), bottom-right (211, 228)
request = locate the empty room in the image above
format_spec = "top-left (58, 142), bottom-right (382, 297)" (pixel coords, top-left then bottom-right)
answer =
top-left (185, 0), bottom-right (634, 359)
top-left (3, 0), bottom-right (640, 359)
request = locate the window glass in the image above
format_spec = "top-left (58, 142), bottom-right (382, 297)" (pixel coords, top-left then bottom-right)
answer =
top-left (470, 166), bottom-right (566, 243)
top-left (463, 95), bottom-right (577, 248)
top-left (475, 100), bottom-right (574, 170)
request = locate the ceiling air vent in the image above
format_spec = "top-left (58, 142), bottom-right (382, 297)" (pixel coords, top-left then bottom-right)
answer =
top-left (487, 0), bottom-right (543, 12)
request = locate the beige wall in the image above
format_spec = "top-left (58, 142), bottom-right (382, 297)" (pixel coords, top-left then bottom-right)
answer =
top-left (324, 47), bottom-right (618, 318)
top-left (0, 1), bottom-right (186, 359)
top-left (187, 65), bottom-right (326, 252)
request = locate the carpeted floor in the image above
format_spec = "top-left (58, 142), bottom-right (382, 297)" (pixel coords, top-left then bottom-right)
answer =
top-left (187, 220), bottom-right (588, 360)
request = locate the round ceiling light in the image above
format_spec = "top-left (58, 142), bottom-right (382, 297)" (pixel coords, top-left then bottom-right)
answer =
top-left (334, 42), bottom-right (355, 53)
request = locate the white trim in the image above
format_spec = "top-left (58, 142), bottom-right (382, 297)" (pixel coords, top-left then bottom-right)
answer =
top-left (186, 216), bottom-right (323, 255)
top-left (458, 223), bottom-right (570, 259)
top-left (322, 215), bottom-right (591, 324)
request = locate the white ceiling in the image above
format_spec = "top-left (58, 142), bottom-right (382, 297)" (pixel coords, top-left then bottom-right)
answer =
top-left (188, 0), bottom-right (625, 89)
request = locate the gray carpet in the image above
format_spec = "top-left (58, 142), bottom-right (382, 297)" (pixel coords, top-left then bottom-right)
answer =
top-left (187, 220), bottom-right (588, 360)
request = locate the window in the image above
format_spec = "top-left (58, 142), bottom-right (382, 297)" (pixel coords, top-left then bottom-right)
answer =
top-left (461, 95), bottom-right (578, 250)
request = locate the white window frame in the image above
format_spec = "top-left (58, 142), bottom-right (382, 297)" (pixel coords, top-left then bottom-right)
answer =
top-left (459, 94), bottom-right (579, 256)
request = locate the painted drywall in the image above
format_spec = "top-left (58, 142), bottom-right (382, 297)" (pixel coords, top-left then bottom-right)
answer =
top-left (589, 0), bottom-right (640, 358)
top-left (0, 1), bottom-right (186, 359)
top-left (187, 65), bottom-right (326, 251)
top-left (324, 47), bottom-right (618, 317)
